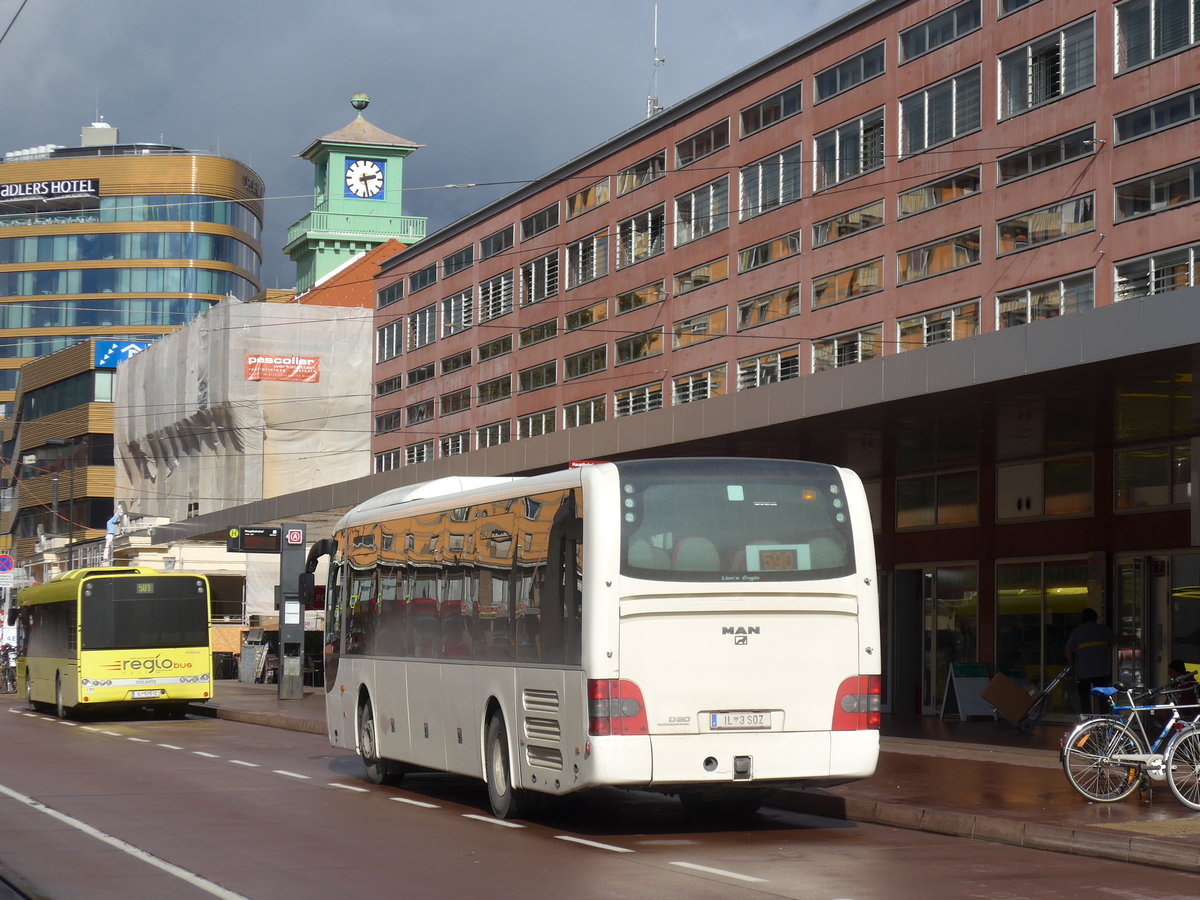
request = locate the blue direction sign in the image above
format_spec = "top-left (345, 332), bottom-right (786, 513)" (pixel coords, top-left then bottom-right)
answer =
top-left (0, 555), bottom-right (13, 572)
top-left (94, 341), bottom-right (150, 368)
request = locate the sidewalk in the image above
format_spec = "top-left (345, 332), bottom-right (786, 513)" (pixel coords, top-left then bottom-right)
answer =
top-left (191, 681), bottom-right (1200, 873)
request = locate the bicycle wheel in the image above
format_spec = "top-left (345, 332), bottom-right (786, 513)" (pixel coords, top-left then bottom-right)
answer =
top-left (1166, 726), bottom-right (1200, 811)
top-left (1062, 718), bottom-right (1144, 802)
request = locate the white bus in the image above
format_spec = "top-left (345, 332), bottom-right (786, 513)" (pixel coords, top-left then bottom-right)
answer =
top-left (317, 457), bottom-right (880, 817)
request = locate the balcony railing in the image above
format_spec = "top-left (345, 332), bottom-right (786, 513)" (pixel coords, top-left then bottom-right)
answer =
top-left (286, 211), bottom-right (426, 247)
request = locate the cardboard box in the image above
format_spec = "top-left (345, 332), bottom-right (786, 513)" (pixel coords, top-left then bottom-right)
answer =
top-left (981, 672), bottom-right (1038, 722)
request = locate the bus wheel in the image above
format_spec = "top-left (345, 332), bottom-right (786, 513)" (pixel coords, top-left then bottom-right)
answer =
top-left (25, 670), bottom-right (35, 710)
top-left (358, 699), bottom-right (401, 786)
top-left (55, 674), bottom-right (72, 719)
top-left (485, 714), bottom-right (524, 819)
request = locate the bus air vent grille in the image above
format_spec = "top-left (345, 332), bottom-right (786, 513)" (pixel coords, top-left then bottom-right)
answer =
top-left (523, 688), bottom-right (560, 713)
top-left (525, 744), bottom-right (564, 770)
top-left (524, 716), bottom-right (562, 742)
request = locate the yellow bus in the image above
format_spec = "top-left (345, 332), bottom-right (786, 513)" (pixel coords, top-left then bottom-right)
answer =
top-left (9, 567), bottom-right (213, 718)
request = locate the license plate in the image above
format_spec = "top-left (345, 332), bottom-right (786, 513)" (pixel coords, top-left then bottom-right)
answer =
top-left (131, 689), bottom-right (162, 699)
top-left (709, 711), bottom-right (771, 730)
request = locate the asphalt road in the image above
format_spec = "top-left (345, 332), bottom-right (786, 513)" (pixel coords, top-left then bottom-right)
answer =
top-left (3, 698), bottom-right (1200, 899)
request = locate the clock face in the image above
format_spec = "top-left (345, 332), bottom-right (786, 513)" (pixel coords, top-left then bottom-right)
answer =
top-left (345, 159), bottom-right (385, 199)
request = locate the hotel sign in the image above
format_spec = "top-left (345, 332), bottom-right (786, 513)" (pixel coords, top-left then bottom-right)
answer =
top-left (0, 179), bottom-right (100, 200)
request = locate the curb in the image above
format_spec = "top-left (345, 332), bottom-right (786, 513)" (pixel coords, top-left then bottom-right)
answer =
top-left (772, 790), bottom-right (1200, 873)
top-left (187, 702), bottom-right (326, 735)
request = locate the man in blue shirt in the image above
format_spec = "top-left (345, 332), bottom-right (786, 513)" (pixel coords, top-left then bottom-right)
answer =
top-left (1065, 607), bottom-right (1118, 714)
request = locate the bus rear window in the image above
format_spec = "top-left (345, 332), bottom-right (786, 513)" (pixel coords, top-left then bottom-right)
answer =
top-left (80, 577), bottom-right (209, 650)
top-left (618, 458), bottom-right (856, 581)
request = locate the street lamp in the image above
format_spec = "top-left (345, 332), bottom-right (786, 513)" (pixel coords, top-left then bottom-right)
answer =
top-left (44, 439), bottom-right (76, 569)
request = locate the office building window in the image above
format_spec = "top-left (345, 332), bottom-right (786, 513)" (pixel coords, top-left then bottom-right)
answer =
top-left (565, 299), bottom-right (608, 331)
top-left (999, 19), bottom-right (1094, 117)
top-left (997, 194), bottom-right (1094, 254)
top-left (405, 441), bottom-right (434, 466)
top-left (409, 263), bottom-right (436, 294)
top-left (1115, 86), bottom-right (1200, 143)
top-left (615, 382), bottom-right (663, 417)
top-left (520, 251), bottom-right (559, 304)
top-left (478, 374), bottom-right (512, 406)
top-left (673, 365), bottom-right (727, 405)
top-left (478, 335), bottom-right (512, 362)
top-left (617, 152), bottom-right (666, 196)
top-left (813, 326), bottom-right (883, 371)
top-left (566, 178), bottom-right (610, 218)
top-left (1116, 0), bottom-right (1200, 71)
top-left (674, 176), bottom-right (728, 246)
top-left (616, 205), bottom-right (666, 268)
top-left (1000, 0), bottom-right (1043, 14)
top-left (738, 285), bottom-right (800, 330)
top-left (900, 0), bottom-right (981, 62)
top-left (814, 109), bottom-right (885, 190)
top-left (900, 67), bottom-right (981, 156)
top-left (813, 200), bottom-right (884, 247)
top-left (480, 225), bottom-right (514, 260)
top-left (373, 450), bottom-right (400, 473)
top-left (442, 288), bottom-right (472, 337)
top-left (442, 245), bottom-right (473, 277)
top-left (897, 230), bottom-right (981, 283)
top-left (442, 349), bottom-right (471, 375)
top-left (997, 272), bottom-right (1094, 327)
top-left (479, 271), bottom-right (514, 321)
top-left (519, 318), bottom-right (557, 348)
top-left (407, 304), bottom-right (436, 351)
top-left (376, 319), bottom-right (402, 363)
top-left (673, 258), bottom-right (728, 296)
top-left (477, 420), bottom-right (511, 448)
top-left (521, 203), bottom-right (559, 241)
top-left (899, 168), bottom-right (980, 217)
top-left (898, 300), bottom-right (980, 350)
top-left (739, 144), bottom-right (803, 220)
top-left (405, 400), bottom-right (433, 427)
top-left (1115, 244), bottom-right (1199, 301)
top-left (1115, 442), bottom-right (1191, 509)
top-left (616, 281), bottom-right (665, 315)
top-left (377, 281), bottom-right (402, 309)
top-left (815, 43), bottom-right (885, 102)
top-left (518, 361), bottom-right (556, 393)
top-left (441, 388), bottom-right (471, 416)
top-left (739, 230), bottom-right (801, 271)
top-left (518, 410), bottom-right (555, 439)
top-left (565, 396), bottom-right (605, 428)
top-left (997, 126), bottom-right (1095, 183)
top-left (375, 374), bottom-right (403, 397)
top-left (896, 471), bottom-right (979, 527)
top-left (737, 347), bottom-right (801, 389)
top-left (441, 432), bottom-right (469, 457)
top-left (566, 232), bottom-right (609, 288)
top-left (374, 410), bottom-right (402, 435)
top-left (407, 363), bottom-right (434, 386)
top-left (673, 308), bottom-right (727, 350)
top-left (676, 120), bottom-right (729, 168)
top-left (615, 329), bottom-right (664, 365)
top-left (565, 345), bottom-right (607, 379)
top-left (812, 259), bottom-right (884, 308)
top-left (741, 83), bottom-right (803, 136)
top-left (1115, 160), bottom-right (1200, 221)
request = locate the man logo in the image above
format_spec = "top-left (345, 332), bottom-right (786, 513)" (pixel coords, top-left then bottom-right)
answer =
top-left (722, 626), bottom-right (760, 635)
top-left (735, 635), bottom-right (748, 645)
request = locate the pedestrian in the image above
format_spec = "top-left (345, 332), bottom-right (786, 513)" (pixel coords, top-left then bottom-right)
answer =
top-left (1064, 607), bottom-right (1118, 714)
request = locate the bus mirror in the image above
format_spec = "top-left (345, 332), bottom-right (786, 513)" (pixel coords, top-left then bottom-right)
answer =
top-left (298, 573), bottom-right (314, 605)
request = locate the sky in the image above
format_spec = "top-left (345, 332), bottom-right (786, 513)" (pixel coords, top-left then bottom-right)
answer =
top-left (0, 0), bottom-right (844, 290)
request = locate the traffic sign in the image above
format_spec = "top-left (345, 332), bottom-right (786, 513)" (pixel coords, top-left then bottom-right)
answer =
top-left (286, 529), bottom-right (304, 545)
top-left (0, 555), bottom-right (13, 573)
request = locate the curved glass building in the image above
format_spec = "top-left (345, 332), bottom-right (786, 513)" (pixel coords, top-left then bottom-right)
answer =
top-left (0, 123), bottom-right (265, 418)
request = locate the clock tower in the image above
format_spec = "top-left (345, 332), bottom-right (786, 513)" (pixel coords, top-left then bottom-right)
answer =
top-left (284, 94), bottom-right (427, 292)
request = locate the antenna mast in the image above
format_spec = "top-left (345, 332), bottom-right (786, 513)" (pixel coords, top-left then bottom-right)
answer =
top-left (646, 4), bottom-right (664, 119)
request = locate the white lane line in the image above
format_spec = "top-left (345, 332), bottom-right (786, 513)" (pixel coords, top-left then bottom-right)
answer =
top-left (554, 835), bottom-right (634, 853)
top-left (192, 751), bottom-right (219, 759)
top-left (669, 861), bottom-right (767, 883)
top-left (390, 797), bottom-right (439, 809)
top-left (0, 781), bottom-right (251, 900)
top-left (22, 713), bottom-right (38, 718)
top-left (57, 720), bottom-right (78, 726)
top-left (273, 770), bottom-right (311, 781)
top-left (328, 783), bottom-right (369, 793)
top-left (462, 814), bottom-right (524, 829)
top-left (229, 760), bottom-right (258, 768)
top-left (102, 730), bottom-right (122, 737)
top-left (128, 737), bottom-right (151, 743)
top-left (82, 726), bottom-right (101, 732)
top-left (157, 744), bottom-right (183, 750)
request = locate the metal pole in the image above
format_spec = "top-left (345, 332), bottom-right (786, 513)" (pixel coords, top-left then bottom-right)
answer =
top-left (67, 451), bottom-right (75, 569)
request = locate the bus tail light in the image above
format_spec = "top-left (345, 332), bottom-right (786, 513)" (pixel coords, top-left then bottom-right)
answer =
top-left (587, 679), bottom-right (648, 736)
top-left (832, 676), bottom-right (881, 730)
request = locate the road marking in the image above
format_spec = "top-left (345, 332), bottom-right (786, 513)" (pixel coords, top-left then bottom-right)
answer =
top-left (463, 814), bottom-right (524, 828)
top-left (229, 760), bottom-right (258, 768)
top-left (82, 726), bottom-right (101, 732)
top-left (273, 770), bottom-right (311, 780)
top-left (128, 737), bottom-right (151, 743)
top-left (22, 713), bottom-right (38, 718)
top-left (57, 720), bottom-right (78, 726)
top-left (192, 751), bottom-right (220, 759)
top-left (669, 861), bottom-right (766, 883)
top-left (157, 744), bottom-right (183, 750)
top-left (0, 781), bottom-right (251, 900)
top-left (328, 783), bottom-right (369, 793)
top-left (390, 797), bottom-right (439, 809)
top-left (555, 836), bottom-right (634, 853)
top-left (102, 731), bottom-right (122, 737)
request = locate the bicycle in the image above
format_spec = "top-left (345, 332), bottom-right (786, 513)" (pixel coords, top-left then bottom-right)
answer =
top-left (1060, 671), bottom-right (1200, 803)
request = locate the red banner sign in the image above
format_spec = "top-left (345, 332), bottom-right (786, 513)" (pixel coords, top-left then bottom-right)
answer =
top-left (244, 354), bottom-right (320, 383)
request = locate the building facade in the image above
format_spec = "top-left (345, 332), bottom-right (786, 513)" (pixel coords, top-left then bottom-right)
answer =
top-left (354, 0), bottom-right (1200, 715)
top-left (0, 122), bottom-right (265, 420)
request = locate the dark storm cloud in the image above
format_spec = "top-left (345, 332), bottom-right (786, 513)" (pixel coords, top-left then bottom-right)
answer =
top-left (0, 0), bottom-right (840, 288)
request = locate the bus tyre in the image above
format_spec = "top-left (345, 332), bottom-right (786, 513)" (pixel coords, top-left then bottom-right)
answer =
top-left (55, 674), bottom-right (71, 719)
top-left (486, 714), bottom-right (523, 819)
top-left (358, 699), bottom-right (401, 786)
top-left (25, 670), bottom-right (35, 710)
